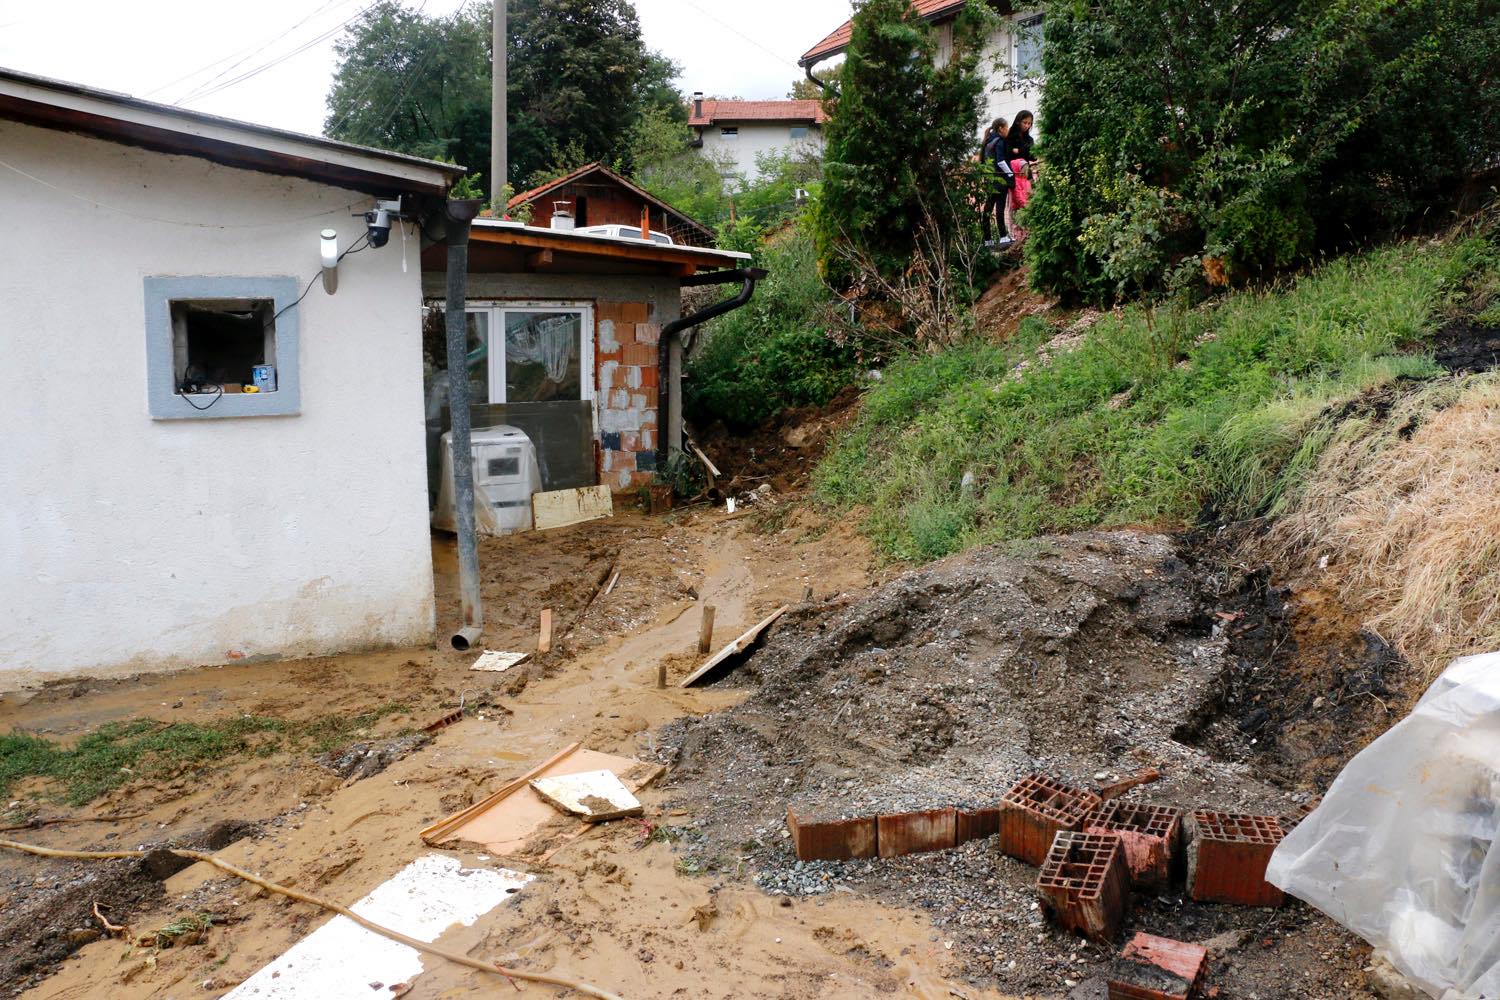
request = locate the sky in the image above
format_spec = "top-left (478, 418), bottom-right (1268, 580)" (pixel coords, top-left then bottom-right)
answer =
top-left (0, 0), bottom-right (852, 137)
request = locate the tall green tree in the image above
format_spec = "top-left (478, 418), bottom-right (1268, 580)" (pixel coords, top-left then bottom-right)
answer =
top-left (814, 0), bottom-right (988, 282)
top-left (325, 0), bottom-right (683, 195)
top-left (1025, 0), bottom-right (1500, 302)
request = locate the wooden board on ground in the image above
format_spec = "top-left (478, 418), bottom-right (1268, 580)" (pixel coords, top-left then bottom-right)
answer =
top-left (419, 743), bottom-right (664, 861)
top-left (680, 606), bottom-right (790, 688)
top-left (530, 770), bottom-right (643, 822)
top-left (532, 485), bottom-right (613, 531)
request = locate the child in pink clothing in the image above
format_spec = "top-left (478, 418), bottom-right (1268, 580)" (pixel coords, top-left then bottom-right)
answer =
top-left (1005, 159), bottom-right (1033, 237)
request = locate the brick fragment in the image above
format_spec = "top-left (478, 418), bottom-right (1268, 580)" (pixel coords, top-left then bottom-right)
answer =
top-left (999, 774), bottom-right (1103, 866)
top-left (786, 808), bottom-right (877, 861)
top-left (877, 808), bottom-right (957, 858)
top-left (956, 806), bottom-right (1002, 844)
top-left (1037, 831), bottom-right (1128, 943)
top-left (1187, 811), bottom-right (1284, 907)
top-left (1084, 801), bottom-right (1183, 890)
top-left (1107, 932), bottom-right (1208, 1000)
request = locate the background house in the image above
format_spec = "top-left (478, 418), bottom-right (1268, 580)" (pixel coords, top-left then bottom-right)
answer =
top-left (419, 220), bottom-right (752, 496)
top-left (505, 163), bottom-right (716, 247)
top-left (0, 68), bottom-right (461, 685)
top-left (800, 0), bottom-right (1044, 135)
top-left (688, 96), bottom-right (827, 184)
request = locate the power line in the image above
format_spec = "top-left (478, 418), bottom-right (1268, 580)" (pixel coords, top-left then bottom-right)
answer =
top-left (325, 0), bottom-right (434, 138)
top-left (680, 0), bottom-right (799, 71)
top-left (178, 0), bottom-right (384, 106)
top-left (144, 0), bottom-right (353, 101)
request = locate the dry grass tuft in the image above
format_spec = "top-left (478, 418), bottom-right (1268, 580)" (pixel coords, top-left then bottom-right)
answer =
top-left (1272, 374), bottom-right (1500, 675)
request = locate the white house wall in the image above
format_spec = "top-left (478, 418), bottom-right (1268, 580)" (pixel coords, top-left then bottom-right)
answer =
top-left (696, 125), bottom-right (824, 184)
top-left (0, 121), bottom-right (435, 686)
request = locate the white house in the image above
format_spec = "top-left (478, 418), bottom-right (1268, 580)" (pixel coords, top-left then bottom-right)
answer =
top-left (687, 97), bottom-right (828, 184)
top-left (0, 67), bottom-right (462, 686)
top-left (800, 0), bottom-right (1044, 137)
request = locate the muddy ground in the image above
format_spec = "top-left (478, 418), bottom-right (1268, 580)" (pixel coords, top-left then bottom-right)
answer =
top-left (0, 495), bottom-right (1409, 999)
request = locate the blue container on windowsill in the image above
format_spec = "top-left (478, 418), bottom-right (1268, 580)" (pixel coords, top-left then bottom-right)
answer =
top-left (252, 365), bottom-right (277, 392)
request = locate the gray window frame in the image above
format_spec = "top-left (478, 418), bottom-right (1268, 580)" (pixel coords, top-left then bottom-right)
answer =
top-left (144, 276), bottom-right (301, 420)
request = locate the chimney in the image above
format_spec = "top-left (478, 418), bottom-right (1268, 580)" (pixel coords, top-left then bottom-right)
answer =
top-left (692, 92), bottom-right (704, 119)
top-left (551, 200), bottom-right (574, 231)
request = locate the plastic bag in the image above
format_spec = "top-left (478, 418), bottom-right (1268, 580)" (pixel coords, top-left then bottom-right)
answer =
top-left (1267, 651), bottom-right (1500, 1000)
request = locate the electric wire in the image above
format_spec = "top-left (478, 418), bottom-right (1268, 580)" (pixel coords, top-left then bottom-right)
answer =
top-left (145, 0), bottom-right (353, 101)
top-left (324, 0), bottom-right (433, 139)
top-left (680, 0), bottom-right (800, 71)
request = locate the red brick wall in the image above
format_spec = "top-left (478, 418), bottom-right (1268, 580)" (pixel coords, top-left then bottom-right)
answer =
top-left (595, 300), bottom-right (661, 492)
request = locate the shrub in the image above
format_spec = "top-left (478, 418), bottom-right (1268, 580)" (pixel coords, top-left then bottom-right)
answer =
top-left (684, 226), bottom-right (865, 428)
top-left (1026, 0), bottom-right (1500, 302)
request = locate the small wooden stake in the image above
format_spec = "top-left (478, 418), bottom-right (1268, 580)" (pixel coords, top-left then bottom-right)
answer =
top-left (697, 604), bottom-right (716, 654)
top-left (657, 660), bottom-right (667, 689)
top-left (538, 609), bottom-right (553, 653)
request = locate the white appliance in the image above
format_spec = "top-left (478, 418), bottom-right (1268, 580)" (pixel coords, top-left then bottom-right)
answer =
top-left (433, 425), bottom-right (542, 536)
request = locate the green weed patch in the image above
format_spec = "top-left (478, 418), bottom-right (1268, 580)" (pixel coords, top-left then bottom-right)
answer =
top-left (0, 703), bottom-right (410, 806)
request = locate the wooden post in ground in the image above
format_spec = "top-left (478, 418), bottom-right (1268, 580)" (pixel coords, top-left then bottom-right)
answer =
top-left (657, 660), bottom-right (667, 689)
top-left (697, 604), bottom-right (716, 655)
top-left (538, 609), bottom-right (553, 653)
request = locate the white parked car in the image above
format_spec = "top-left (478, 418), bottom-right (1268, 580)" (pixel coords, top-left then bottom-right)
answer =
top-left (575, 224), bottom-right (675, 246)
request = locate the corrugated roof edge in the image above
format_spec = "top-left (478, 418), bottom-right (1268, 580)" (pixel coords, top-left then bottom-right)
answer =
top-left (0, 65), bottom-right (466, 184)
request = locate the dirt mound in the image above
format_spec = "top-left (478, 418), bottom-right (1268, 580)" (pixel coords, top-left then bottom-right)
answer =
top-left (975, 264), bottom-right (1060, 341)
top-left (691, 385), bottom-right (863, 494)
top-left (656, 531), bottom-right (1371, 998)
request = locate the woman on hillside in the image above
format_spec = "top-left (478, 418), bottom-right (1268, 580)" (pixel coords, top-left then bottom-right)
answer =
top-left (979, 118), bottom-right (1015, 245)
top-left (1007, 159), bottom-right (1034, 238)
top-left (1004, 110), bottom-right (1037, 164)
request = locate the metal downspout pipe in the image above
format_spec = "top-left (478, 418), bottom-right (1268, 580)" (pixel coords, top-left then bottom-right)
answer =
top-left (656, 267), bottom-right (768, 470)
top-left (444, 204), bottom-right (484, 651)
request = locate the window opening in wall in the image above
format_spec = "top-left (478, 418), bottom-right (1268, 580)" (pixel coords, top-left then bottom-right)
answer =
top-left (171, 298), bottom-right (278, 398)
top-left (502, 310), bottom-right (583, 402)
top-left (721, 127), bottom-right (739, 140)
top-left (790, 126), bottom-right (809, 140)
top-left (1015, 14), bottom-right (1045, 79)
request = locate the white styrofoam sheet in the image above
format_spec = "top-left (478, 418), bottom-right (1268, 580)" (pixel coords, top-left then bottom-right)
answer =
top-left (225, 854), bottom-right (532, 999)
top-left (530, 768), bottom-right (642, 821)
top-left (471, 650), bottom-right (529, 673)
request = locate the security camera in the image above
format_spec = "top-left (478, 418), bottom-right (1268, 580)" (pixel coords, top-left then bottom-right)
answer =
top-left (361, 199), bottom-right (404, 248)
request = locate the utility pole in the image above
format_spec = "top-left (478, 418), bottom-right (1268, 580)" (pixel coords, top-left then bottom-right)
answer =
top-left (491, 0), bottom-right (507, 201)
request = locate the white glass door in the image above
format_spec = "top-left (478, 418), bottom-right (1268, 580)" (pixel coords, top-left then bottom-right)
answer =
top-left (468, 303), bottom-right (593, 406)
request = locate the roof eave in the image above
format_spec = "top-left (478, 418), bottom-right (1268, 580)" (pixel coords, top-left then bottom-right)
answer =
top-left (0, 66), bottom-right (463, 196)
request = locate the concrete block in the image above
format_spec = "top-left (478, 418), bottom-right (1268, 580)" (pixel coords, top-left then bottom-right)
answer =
top-left (1107, 932), bottom-right (1208, 1000)
top-left (1000, 774), bottom-right (1103, 866)
top-left (1037, 831), bottom-right (1129, 943)
top-left (787, 807), bottom-right (878, 861)
top-left (877, 808), bottom-right (957, 858)
top-left (1084, 801), bottom-right (1183, 891)
top-left (1187, 811), bottom-right (1284, 907)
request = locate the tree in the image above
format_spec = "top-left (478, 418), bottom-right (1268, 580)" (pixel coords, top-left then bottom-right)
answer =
top-left (787, 77), bottom-right (823, 101)
top-left (813, 0), bottom-right (989, 282)
top-left (325, 0), bottom-right (684, 196)
top-left (1025, 0), bottom-right (1500, 302)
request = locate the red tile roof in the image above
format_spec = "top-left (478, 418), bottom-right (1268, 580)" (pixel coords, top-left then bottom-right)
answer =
top-left (800, 0), bottom-right (1005, 66)
top-left (688, 99), bottom-right (828, 127)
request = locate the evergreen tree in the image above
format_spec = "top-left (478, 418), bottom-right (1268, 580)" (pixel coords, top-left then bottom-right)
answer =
top-left (814, 0), bottom-right (987, 282)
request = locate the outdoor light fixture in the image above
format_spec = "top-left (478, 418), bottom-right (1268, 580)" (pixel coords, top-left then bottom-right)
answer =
top-left (320, 228), bottom-right (339, 295)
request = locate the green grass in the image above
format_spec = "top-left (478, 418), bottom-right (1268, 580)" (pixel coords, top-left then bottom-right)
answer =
top-left (0, 703), bottom-right (411, 806)
top-left (816, 235), bottom-right (1499, 561)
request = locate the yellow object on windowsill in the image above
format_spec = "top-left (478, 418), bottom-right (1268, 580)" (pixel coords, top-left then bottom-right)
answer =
top-left (243, 386), bottom-right (261, 393)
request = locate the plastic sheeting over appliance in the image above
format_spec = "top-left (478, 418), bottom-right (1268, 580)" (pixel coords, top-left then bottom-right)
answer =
top-left (1267, 651), bottom-right (1500, 1000)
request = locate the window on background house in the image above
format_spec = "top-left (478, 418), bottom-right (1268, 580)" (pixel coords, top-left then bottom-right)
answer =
top-left (721, 127), bottom-right (739, 140)
top-left (170, 299), bottom-right (277, 394)
top-left (1015, 14), bottom-right (1045, 79)
top-left (790, 126), bottom-right (809, 140)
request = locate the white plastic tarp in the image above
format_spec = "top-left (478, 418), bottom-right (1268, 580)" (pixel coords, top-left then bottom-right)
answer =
top-left (1267, 651), bottom-right (1500, 1000)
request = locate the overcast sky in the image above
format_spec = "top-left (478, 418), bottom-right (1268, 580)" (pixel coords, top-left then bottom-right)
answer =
top-left (0, 0), bottom-right (851, 137)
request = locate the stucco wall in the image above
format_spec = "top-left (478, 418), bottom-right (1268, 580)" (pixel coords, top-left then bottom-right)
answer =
top-left (0, 121), bottom-right (436, 687)
top-left (696, 125), bottom-right (825, 184)
top-left (930, 17), bottom-right (1046, 137)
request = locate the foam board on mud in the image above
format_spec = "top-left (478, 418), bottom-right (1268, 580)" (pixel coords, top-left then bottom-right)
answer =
top-left (223, 854), bottom-right (531, 999)
top-left (530, 769), bottom-right (643, 822)
top-left (532, 485), bottom-right (613, 531)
